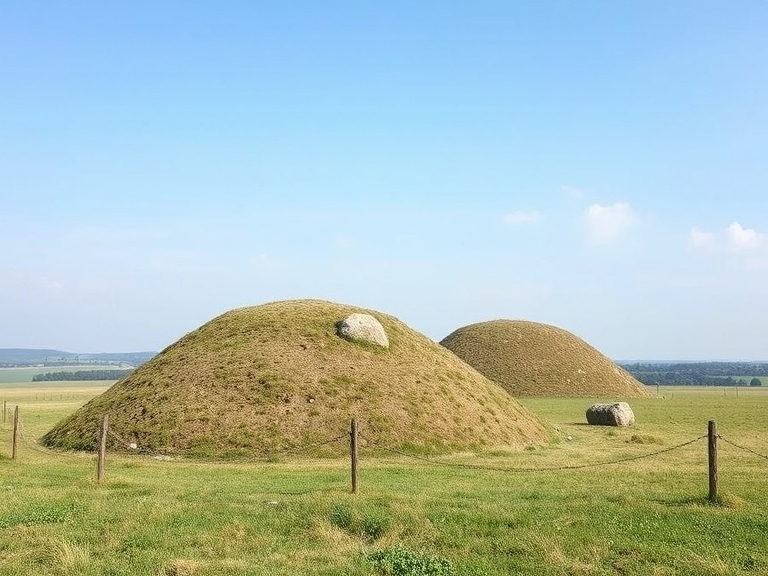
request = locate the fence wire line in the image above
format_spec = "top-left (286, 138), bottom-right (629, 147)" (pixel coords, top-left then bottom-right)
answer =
top-left (107, 429), bottom-right (165, 458)
top-left (360, 434), bottom-right (709, 473)
top-left (6, 412), bottom-right (768, 467)
top-left (4, 410), bottom-right (347, 462)
top-left (108, 427), bottom-right (348, 461)
top-left (13, 417), bottom-right (67, 457)
top-left (719, 436), bottom-right (768, 461)
top-left (15, 415), bottom-right (87, 458)
top-left (275, 433), bottom-right (349, 456)
top-left (17, 418), bottom-right (27, 441)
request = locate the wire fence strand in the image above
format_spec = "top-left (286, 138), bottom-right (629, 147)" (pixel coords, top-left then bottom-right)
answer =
top-left (6, 410), bottom-right (768, 471)
top-left (360, 434), bottom-right (709, 473)
top-left (5, 410), bottom-right (349, 463)
top-left (719, 436), bottom-right (768, 461)
top-left (15, 417), bottom-right (87, 458)
top-left (107, 427), bottom-right (349, 462)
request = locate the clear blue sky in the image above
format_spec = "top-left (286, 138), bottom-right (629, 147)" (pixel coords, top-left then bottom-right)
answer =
top-left (2, 1), bottom-right (767, 360)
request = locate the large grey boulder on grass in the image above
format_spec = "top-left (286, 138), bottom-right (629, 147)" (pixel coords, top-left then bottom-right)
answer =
top-left (586, 402), bottom-right (635, 426)
top-left (336, 313), bottom-right (389, 348)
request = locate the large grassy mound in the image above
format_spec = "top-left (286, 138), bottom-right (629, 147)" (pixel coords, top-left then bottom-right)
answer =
top-left (42, 300), bottom-right (549, 457)
top-left (440, 320), bottom-right (650, 398)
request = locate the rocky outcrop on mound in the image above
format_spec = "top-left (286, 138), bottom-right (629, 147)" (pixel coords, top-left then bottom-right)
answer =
top-left (336, 313), bottom-right (389, 347)
top-left (586, 402), bottom-right (635, 426)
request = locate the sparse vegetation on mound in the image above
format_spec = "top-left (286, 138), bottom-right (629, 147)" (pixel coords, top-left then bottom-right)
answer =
top-left (440, 320), bottom-right (650, 398)
top-left (42, 300), bottom-right (549, 457)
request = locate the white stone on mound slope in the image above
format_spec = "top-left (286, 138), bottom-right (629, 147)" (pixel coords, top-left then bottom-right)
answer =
top-left (336, 313), bottom-right (389, 348)
top-left (585, 402), bottom-right (635, 426)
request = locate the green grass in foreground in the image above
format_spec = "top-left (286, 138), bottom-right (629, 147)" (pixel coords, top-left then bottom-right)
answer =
top-left (1, 384), bottom-right (767, 575)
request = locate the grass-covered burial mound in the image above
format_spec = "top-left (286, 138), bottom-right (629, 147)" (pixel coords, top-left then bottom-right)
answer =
top-left (440, 320), bottom-right (650, 398)
top-left (43, 300), bottom-right (549, 457)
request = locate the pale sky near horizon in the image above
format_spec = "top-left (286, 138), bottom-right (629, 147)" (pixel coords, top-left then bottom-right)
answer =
top-left (2, 1), bottom-right (767, 361)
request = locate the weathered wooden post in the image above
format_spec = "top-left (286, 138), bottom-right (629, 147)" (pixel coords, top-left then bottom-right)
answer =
top-left (12, 406), bottom-right (19, 460)
top-left (350, 418), bottom-right (359, 495)
top-left (708, 420), bottom-right (718, 502)
top-left (97, 415), bottom-right (109, 484)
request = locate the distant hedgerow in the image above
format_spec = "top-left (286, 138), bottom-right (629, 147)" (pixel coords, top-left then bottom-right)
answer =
top-left (32, 369), bottom-right (133, 382)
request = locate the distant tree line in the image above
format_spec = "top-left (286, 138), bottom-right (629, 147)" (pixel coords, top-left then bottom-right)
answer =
top-left (32, 369), bottom-right (133, 382)
top-left (620, 362), bottom-right (765, 387)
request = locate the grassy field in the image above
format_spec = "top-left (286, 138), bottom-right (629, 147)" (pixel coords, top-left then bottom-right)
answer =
top-left (0, 367), bottom-right (129, 384)
top-left (0, 367), bottom-right (58, 384)
top-left (1, 383), bottom-right (767, 575)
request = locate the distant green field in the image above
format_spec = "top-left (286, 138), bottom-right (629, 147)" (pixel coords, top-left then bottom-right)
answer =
top-left (1, 384), bottom-right (767, 575)
top-left (0, 367), bottom-right (46, 383)
top-left (0, 381), bottom-right (111, 407)
top-left (0, 366), bottom-right (125, 384)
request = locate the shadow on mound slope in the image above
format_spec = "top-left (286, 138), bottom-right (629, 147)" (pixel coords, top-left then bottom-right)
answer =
top-left (42, 300), bottom-right (549, 457)
top-left (440, 320), bottom-right (650, 398)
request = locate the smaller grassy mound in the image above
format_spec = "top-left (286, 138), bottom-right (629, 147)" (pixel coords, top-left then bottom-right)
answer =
top-left (42, 300), bottom-right (549, 457)
top-left (440, 320), bottom-right (650, 398)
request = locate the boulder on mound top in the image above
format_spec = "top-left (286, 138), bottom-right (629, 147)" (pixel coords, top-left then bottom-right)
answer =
top-left (586, 402), bottom-right (635, 426)
top-left (336, 313), bottom-right (389, 348)
top-left (440, 319), bottom-right (650, 398)
top-left (42, 299), bottom-right (549, 458)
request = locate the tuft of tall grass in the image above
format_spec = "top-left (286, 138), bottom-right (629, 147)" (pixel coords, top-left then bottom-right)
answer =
top-left (49, 539), bottom-right (90, 570)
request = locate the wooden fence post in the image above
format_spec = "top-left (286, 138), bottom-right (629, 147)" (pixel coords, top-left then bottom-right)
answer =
top-left (97, 415), bottom-right (109, 484)
top-left (708, 420), bottom-right (718, 502)
top-left (350, 418), bottom-right (359, 495)
top-left (12, 406), bottom-right (19, 460)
